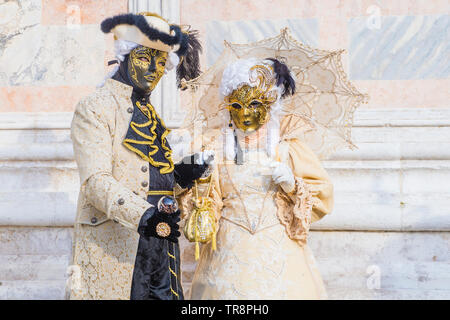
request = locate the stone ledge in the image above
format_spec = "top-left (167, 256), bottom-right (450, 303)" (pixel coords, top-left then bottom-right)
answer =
top-left (1, 108), bottom-right (450, 129)
top-left (0, 108), bottom-right (449, 230)
top-left (0, 160), bottom-right (449, 230)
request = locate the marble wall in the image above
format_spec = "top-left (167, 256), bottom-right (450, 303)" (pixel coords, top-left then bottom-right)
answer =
top-left (181, 0), bottom-right (450, 109)
top-left (0, 0), bottom-right (127, 112)
top-left (349, 14), bottom-right (449, 80)
top-left (0, 0), bottom-right (449, 300)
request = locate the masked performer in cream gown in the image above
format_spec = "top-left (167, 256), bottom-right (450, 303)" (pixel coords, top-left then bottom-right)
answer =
top-left (179, 58), bottom-right (334, 299)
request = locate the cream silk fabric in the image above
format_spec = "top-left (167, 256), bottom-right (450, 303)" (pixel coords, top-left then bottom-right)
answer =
top-left (179, 129), bottom-right (333, 299)
top-left (69, 79), bottom-right (153, 299)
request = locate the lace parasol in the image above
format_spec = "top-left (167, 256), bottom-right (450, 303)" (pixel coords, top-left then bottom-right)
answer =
top-left (180, 28), bottom-right (369, 159)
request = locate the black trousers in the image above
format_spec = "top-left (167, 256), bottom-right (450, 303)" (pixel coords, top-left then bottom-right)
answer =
top-left (130, 235), bottom-right (184, 300)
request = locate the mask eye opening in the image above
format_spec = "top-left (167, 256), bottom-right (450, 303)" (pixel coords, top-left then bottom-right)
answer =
top-left (231, 103), bottom-right (242, 109)
top-left (249, 100), bottom-right (262, 108)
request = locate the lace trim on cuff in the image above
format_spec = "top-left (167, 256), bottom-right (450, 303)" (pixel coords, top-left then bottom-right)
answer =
top-left (274, 177), bottom-right (313, 245)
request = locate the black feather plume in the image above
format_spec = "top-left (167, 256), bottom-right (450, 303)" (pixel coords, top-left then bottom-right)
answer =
top-left (175, 30), bottom-right (202, 89)
top-left (267, 58), bottom-right (296, 98)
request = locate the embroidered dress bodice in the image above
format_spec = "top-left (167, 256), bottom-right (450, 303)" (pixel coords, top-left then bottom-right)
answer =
top-left (219, 129), bottom-right (280, 233)
top-left (219, 151), bottom-right (280, 234)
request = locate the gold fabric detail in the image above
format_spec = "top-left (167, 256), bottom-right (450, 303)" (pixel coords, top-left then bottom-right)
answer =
top-left (167, 243), bottom-right (180, 299)
top-left (184, 177), bottom-right (217, 260)
top-left (156, 222), bottom-right (171, 237)
top-left (170, 288), bottom-right (179, 297)
top-left (197, 174), bottom-right (212, 184)
top-left (122, 101), bottom-right (174, 174)
top-left (169, 266), bottom-right (177, 277)
top-left (147, 190), bottom-right (174, 196)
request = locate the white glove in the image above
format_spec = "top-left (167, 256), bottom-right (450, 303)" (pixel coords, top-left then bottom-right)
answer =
top-left (195, 150), bottom-right (215, 166)
top-left (270, 161), bottom-right (295, 193)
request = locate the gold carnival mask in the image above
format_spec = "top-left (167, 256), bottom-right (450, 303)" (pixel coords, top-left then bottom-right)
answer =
top-left (128, 46), bottom-right (168, 93)
top-left (225, 65), bottom-right (278, 132)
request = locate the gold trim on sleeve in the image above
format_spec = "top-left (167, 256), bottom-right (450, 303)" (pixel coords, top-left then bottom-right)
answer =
top-left (146, 190), bottom-right (175, 196)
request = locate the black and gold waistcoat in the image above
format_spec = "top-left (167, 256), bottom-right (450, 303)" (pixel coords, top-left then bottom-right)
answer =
top-left (123, 91), bottom-right (183, 300)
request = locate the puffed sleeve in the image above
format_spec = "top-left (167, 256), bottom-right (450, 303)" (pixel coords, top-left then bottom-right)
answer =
top-left (71, 97), bottom-right (152, 231)
top-left (275, 138), bottom-right (334, 244)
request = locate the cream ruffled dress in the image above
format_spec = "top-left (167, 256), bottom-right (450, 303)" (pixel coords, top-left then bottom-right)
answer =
top-left (179, 121), bottom-right (334, 300)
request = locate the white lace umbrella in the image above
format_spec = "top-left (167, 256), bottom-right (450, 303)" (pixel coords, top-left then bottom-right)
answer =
top-left (181, 28), bottom-right (368, 159)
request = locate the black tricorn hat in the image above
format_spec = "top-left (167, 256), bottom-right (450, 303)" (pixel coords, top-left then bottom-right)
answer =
top-left (101, 12), bottom-right (202, 88)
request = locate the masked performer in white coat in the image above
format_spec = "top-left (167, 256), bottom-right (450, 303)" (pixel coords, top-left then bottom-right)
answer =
top-left (68, 12), bottom-right (209, 300)
top-left (179, 58), bottom-right (334, 299)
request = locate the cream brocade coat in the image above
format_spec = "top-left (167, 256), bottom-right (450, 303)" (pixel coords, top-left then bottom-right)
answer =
top-left (68, 79), bottom-right (154, 299)
top-left (179, 126), bottom-right (334, 299)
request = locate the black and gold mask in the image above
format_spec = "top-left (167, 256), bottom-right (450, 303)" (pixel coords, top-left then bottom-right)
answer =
top-left (128, 46), bottom-right (168, 93)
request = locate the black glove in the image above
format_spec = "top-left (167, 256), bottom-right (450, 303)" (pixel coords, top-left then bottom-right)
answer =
top-left (138, 208), bottom-right (181, 243)
top-left (174, 152), bottom-right (214, 189)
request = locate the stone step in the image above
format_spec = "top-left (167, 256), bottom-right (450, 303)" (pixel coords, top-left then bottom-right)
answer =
top-left (0, 227), bottom-right (448, 299)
